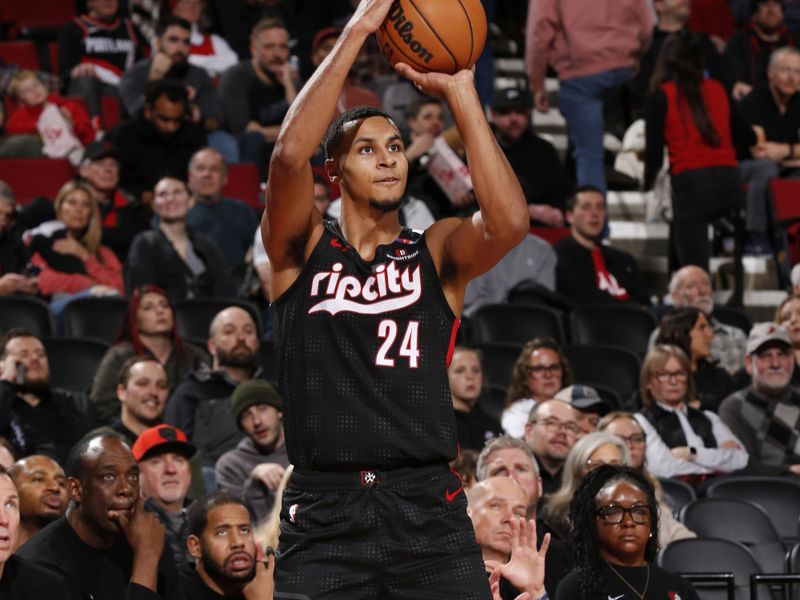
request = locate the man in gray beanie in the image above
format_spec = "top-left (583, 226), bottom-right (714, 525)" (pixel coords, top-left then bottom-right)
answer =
top-left (214, 379), bottom-right (289, 521)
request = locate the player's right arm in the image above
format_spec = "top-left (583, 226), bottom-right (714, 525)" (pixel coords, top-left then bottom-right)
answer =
top-left (263, 0), bottom-right (394, 299)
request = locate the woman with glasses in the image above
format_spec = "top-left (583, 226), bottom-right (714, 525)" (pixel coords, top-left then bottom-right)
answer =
top-left (598, 411), bottom-right (696, 546)
top-left (541, 431), bottom-right (629, 541)
top-left (634, 344), bottom-right (748, 481)
top-left (502, 337), bottom-right (572, 437)
top-left (555, 464), bottom-right (700, 600)
top-left (655, 307), bottom-right (737, 412)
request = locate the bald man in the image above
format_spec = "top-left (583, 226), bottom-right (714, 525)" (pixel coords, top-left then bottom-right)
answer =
top-left (9, 455), bottom-right (67, 549)
top-left (165, 306), bottom-right (263, 467)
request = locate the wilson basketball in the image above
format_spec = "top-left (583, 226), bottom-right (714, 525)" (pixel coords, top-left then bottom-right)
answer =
top-left (376, 0), bottom-right (487, 74)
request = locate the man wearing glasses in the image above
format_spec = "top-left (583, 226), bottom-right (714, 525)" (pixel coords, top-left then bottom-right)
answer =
top-left (522, 399), bottom-right (581, 498)
top-left (107, 79), bottom-right (205, 202)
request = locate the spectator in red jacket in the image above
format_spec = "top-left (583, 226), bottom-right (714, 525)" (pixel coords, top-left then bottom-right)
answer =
top-left (26, 181), bottom-right (124, 321)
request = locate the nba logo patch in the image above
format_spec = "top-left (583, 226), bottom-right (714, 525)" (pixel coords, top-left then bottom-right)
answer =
top-left (669, 593), bottom-right (682, 600)
top-left (289, 503), bottom-right (299, 523)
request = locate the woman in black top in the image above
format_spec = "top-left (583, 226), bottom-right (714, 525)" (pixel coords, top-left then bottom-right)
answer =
top-left (655, 307), bottom-right (737, 412)
top-left (555, 465), bottom-right (699, 600)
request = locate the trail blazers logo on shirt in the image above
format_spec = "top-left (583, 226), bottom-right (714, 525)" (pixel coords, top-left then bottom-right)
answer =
top-left (308, 261), bottom-right (422, 315)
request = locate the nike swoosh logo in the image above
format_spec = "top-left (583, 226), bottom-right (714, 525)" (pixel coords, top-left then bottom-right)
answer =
top-left (608, 595), bottom-right (624, 600)
top-left (445, 486), bottom-right (463, 502)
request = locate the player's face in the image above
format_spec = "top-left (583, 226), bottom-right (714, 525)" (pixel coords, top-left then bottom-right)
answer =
top-left (567, 191), bottom-right (605, 241)
top-left (468, 478), bottom-right (527, 556)
top-left (196, 504), bottom-right (257, 583)
top-left (251, 27), bottom-right (290, 77)
top-left (14, 456), bottom-right (67, 526)
top-left (448, 350), bottom-right (483, 408)
top-left (334, 116), bottom-right (408, 212)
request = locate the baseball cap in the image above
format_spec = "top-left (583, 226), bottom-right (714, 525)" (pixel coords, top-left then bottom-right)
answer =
top-left (82, 140), bottom-right (120, 162)
top-left (132, 425), bottom-right (196, 461)
top-left (231, 379), bottom-right (283, 428)
top-left (490, 87), bottom-right (533, 111)
top-left (746, 322), bottom-right (792, 355)
top-left (554, 385), bottom-right (610, 415)
top-left (312, 27), bottom-right (341, 54)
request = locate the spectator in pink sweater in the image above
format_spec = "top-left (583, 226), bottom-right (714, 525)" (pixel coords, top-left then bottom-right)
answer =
top-left (525, 0), bottom-right (653, 195)
top-left (26, 181), bottom-right (123, 322)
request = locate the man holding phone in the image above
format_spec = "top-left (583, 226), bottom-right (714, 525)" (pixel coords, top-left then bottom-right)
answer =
top-left (0, 328), bottom-right (95, 465)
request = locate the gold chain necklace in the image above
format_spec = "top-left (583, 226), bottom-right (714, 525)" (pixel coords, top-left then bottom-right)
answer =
top-left (606, 561), bottom-right (650, 600)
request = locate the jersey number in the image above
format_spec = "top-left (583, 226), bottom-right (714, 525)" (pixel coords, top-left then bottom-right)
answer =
top-left (375, 320), bottom-right (420, 368)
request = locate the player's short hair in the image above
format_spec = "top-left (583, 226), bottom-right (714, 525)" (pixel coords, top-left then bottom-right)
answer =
top-left (323, 106), bottom-right (397, 160)
top-left (565, 184), bottom-right (604, 212)
top-left (117, 355), bottom-right (165, 387)
top-left (155, 15), bottom-right (191, 38)
top-left (250, 17), bottom-right (288, 41)
top-left (187, 493), bottom-right (251, 538)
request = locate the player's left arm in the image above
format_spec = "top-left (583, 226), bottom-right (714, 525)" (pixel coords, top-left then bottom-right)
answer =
top-left (396, 64), bottom-right (528, 310)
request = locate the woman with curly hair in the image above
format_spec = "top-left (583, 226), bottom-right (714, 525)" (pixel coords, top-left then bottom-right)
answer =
top-left (89, 284), bottom-right (207, 423)
top-left (555, 464), bottom-right (700, 600)
top-left (655, 307), bottom-right (736, 412)
top-left (501, 337), bottom-right (572, 437)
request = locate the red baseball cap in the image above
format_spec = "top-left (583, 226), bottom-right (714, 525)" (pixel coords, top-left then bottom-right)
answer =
top-left (132, 425), bottom-right (197, 461)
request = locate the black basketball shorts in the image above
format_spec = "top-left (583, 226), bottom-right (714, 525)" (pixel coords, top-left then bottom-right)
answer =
top-left (274, 463), bottom-right (492, 599)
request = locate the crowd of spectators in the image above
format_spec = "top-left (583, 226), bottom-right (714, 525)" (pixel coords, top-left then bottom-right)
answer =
top-left (0, 0), bottom-right (798, 597)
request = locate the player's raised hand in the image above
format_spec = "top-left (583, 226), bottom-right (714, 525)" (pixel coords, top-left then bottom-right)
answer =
top-left (394, 62), bottom-right (474, 99)
top-left (349, 0), bottom-right (395, 34)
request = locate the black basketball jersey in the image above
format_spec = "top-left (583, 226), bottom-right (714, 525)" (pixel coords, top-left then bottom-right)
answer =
top-left (271, 220), bottom-right (459, 471)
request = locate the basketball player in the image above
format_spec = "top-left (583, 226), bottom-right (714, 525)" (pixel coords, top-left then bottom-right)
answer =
top-left (263, 1), bottom-right (533, 597)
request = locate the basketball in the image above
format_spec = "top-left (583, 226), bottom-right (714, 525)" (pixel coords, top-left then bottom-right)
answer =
top-left (376, 0), bottom-right (487, 75)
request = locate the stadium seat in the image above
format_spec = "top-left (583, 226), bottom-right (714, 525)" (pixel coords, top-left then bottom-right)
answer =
top-left (658, 538), bottom-right (773, 600)
top-left (469, 303), bottom-right (564, 345)
top-left (562, 344), bottom-right (641, 410)
top-left (569, 304), bottom-right (658, 357)
top-left (100, 95), bottom-right (122, 130)
top-left (480, 384), bottom-right (508, 421)
top-left (0, 158), bottom-right (74, 203)
top-left (470, 342), bottom-right (523, 390)
top-left (0, 296), bottom-right (53, 337)
top-left (41, 336), bottom-right (109, 393)
top-left (657, 477), bottom-right (696, 517)
top-left (680, 498), bottom-right (786, 574)
top-left (528, 226), bottom-right (571, 245)
top-left (706, 475), bottom-right (800, 549)
top-left (62, 297), bottom-right (128, 345)
top-left (174, 298), bottom-right (263, 344)
top-left (1, 0), bottom-right (76, 39)
top-left (0, 40), bottom-right (39, 69)
top-left (222, 163), bottom-right (261, 210)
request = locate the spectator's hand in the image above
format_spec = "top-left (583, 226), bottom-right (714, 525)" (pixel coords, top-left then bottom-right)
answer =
top-left (763, 141), bottom-right (790, 162)
top-left (53, 237), bottom-right (89, 260)
top-left (671, 446), bottom-right (694, 461)
top-left (0, 273), bottom-right (37, 295)
top-left (486, 517), bottom-right (549, 600)
top-left (70, 63), bottom-right (97, 78)
top-left (276, 60), bottom-right (295, 89)
top-left (0, 354), bottom-right (19, 383)
top-left (242, 554), bottom-right (275, 600)
top-left (405, 132), bottom-right (436, 161)
top-left (109, 497), bottom-right (166, 559)
top-left (719, 439), bottom-right (743, 450)
top-left (394, 62), bottom-right (475, 101)
top-left (251, 463), bottom-right (285, 491)
top-left (149, 52), bottom-right (173, 80)
top-left (534, 90), bottom-right (549, 113)
top-left (529, 204), bottom-right (564, 227)
top-left (789, 464), bottom-right (800, 475)
top-left (732, 82), bottom-right (753, 101)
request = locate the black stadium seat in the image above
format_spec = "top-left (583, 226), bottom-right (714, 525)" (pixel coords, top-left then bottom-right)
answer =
top-left (0, 296), bottom-right (53, 337)
top-left (62, 297), bottom-right (129, 345)
top-left (469, 303), bottom-right (564, 345)
top-left (569, 304), bottom-right (658, 357)
top-left (471, 342), bottom-right (522, 390)
top-left (562, 344), bottom-right (641, 410)
top-left (174, 298), bottom-right (263, 344)
top-left (41, 337), bottom-right (109, 393)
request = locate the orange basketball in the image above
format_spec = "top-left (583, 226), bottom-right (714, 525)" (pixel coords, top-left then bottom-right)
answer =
top-left (376, 0), bottom-right (487, 75)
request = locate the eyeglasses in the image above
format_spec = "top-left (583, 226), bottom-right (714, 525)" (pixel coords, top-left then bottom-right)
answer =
top-left (524, 364), bottom-right (562, 377)
top-left (616, 433), bottom-right (646, 446)
top-left (530, 418), bottom-right (581, 436)
top-left (595, 504), bottom-right (651, 524)
top-left (585, 459), bottom-right (625, 472)
top-left (652, 370), bottom-right (688, 382)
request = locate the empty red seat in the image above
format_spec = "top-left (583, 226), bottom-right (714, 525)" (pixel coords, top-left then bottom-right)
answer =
top-left (529, 226), bottom-right (571, 245)
top-left (0, 40), bottom-right (40, 70)
top-left (0, 158), bottom-right (74, 203)
top-left (222, 163), bottom-right (262, 209)
top-left (0, 0), bottom-right (77, 39)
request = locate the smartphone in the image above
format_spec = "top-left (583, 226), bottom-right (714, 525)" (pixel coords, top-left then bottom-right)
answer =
top-left (15, 362), bottom-right (26, 386)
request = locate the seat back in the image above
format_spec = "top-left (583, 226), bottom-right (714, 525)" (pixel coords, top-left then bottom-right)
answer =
top-left (469, 303), bottom-right (564, 345)
top-left (0, 158), bottom-right (74, 204)
top-left (711, 307), bottom-right (752, 336)
top-left (0, 296), bottom-right (53, 337)
top-left (2, 0), bottom-right (76, 38)
top-left (174, 298), bottom-right (263, 343)
top-left (769, 178), bottom-right (800, 280)
top-left (570, 304), bottom-right (658, 357)
top-left (658, 477), bottom-right (697, 517)
top-left (480, 384), bottom-right (508, 420)
top-left (706, 475), bottom-right (800, 548)
top-left (528, 226), bottom-right (571, 245)
top-left (222, 163), bottom-right (262, 210)
top-left (562, 344), bottom-right (641, 409)
top-left (470, 342), bottom-right (523, 390)
top-left (658, 538), bottom-right (773, 600)
top-left (680, 498), bottom-right (786, 574)
top-left (62, 297), bottom-right (129, 345)
top-left (0, 40), bottom-right (39, 69)
top-left (41, 337), bottom-right (109, 393)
